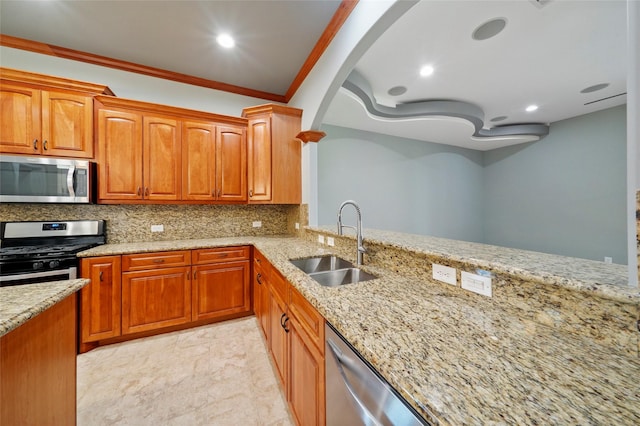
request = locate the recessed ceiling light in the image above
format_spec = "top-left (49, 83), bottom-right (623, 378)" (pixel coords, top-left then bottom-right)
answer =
top-left (387, 86), bottom-right (407, 96)
top-left (525, 105), bottom-right (538, 112)
top-left (419, 65), bottom-right (434, 77)
top-left (580, 83), bottom-right (610, 94)
top-left (490, 116), bottom-right (508, 122)
top-left (472, 18), bottom-right (507, 41)
top-left (216, 33), bottom-right (235, 49)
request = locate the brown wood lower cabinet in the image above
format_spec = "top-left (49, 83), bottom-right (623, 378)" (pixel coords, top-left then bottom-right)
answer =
top-left (253, 248), bottom-right (326, 426)
top-left (79, 246), bottom-right (251, 351)
top-left (122, 265), bottom-right (192, 334)
top-left (1, 293), bottom-right (77, 425)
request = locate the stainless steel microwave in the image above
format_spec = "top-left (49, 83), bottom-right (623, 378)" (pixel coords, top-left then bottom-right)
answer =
top-left (0, 155), bottom-right (94, 203)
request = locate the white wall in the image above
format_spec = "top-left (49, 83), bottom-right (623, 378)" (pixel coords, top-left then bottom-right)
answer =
top-left (0, 46), bottom-right (265, 116)
top-left (317, 125), bottom-right (485, 242)
top-left (317, 106), bottom-right (627, 264)
top-left (483, 106), bottom-right (627, 263)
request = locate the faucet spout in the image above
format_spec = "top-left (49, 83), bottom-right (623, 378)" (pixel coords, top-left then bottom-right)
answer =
top-left (337, 200), bottom-right (366, 266)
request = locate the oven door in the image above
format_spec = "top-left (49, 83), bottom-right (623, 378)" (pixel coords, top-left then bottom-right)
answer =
top-left (0, 155), bottom-right (91, 203)
top-left (0, 267), bottom-right (77, 287)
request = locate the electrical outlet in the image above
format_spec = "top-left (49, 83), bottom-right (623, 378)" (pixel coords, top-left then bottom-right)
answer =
top-left (327, 237), bottom-right (335, 246)
top-left (432, 263), bottom-right (456, 285)
top-left (252, 221), bottom-right (262, 228)
top-left (604, 256), bottom-right (613, 264)
top-left (295, 222), bottom-right (300, 230)
top-left (461, 271), bottom-right (492, 297)
top-left (318, 235), bottom-right (325, 244)
top-left (151, 224), bottom-right (164, 232)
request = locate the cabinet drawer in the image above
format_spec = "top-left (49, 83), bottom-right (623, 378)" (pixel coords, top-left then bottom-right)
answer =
top-left (289, 286), bottom-right (324, 352)
top-left (269, 268), bottom-right (289, 305)
top-left (192, 246), bottom-right (250, 265)
top-left (254, 248), bottom-right (267, 269)
top-left (122, 250), bottom-right (191, 271)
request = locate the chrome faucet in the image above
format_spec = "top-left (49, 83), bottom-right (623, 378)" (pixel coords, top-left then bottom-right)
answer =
top-left (337, 200), bottom-right (366, 266)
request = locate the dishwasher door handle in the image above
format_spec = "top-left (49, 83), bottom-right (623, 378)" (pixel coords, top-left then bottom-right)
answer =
top-left (326, 338), bottom-right (383, 426)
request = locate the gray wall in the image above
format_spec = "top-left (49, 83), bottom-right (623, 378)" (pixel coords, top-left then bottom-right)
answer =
top-left (318, 105), bottom-right (627, 263)
top-left (317, 125), bottom-right (485, 243)
top-left (483, 105), bottom-right (627, 263)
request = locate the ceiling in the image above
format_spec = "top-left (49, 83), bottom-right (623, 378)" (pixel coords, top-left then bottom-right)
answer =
top-left (0, 0), bottom-right (629, 151)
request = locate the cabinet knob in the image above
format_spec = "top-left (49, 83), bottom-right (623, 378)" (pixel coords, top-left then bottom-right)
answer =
top-left (33, 139), bottom-right (38, 150)
top-left (43, 140), bottom-right (48, 150)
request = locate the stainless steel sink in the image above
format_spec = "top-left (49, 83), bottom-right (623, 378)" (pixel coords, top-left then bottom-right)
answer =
top-left (290, 255), bottom-right (377, 286)
top-left (290, 255), bottom-right (354, 274)
top-left (308, 268), bottom-right (377, 287)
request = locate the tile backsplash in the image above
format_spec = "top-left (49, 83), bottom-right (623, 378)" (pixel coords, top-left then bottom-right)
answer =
top-left (0, 203), bottom-right (301, 244)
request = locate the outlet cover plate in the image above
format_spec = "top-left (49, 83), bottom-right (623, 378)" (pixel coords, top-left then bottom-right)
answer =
top-left (252, 221), bottom-right (262, 228)
top-left (432, 263), bottom-right (456, 285)
top-left (461, 271), bottom-right (492, 297)
top-left (151, 224), bottom-right (164, 232)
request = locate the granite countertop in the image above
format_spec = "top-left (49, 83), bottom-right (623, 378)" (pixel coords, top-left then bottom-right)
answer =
top-left (77, 235), bottom-right (640, 425)
top-left (310, 226), bottom-right (639, 303)
top-left (0, 279), bottom-right (89, 337)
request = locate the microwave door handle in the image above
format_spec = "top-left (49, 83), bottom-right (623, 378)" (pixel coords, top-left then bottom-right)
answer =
top-left (67, 164), bottom-right (76, 198)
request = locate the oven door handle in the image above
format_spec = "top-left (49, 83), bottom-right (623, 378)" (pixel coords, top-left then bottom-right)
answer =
top-left (67, 163), bottom-right (76, 198)
top-left (0, 267), bottom-right (77, 283)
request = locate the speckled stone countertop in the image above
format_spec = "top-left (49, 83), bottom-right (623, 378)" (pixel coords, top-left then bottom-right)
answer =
top-left (310, 226), bottom-right (639, 303)
top-left (0, 279), bottom-right (89, 337)
top-left (78, 236), bottom-right (640, 425)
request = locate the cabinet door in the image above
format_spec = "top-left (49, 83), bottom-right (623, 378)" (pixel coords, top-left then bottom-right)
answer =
top-left (182, 120), bottom-right (216, 201)
top-left (247, 118), bottom-right (271, 202)
top-left (269, 288), bottom-right (289, 388)
top-left (0, 83), bottom-right (41, 154)
top-left (41, 90), bottom-right (93, 158)
top-left (217, 126), bottom-right (247, 202)
top-left (80, 256), bottom-right (122, 343)
top-left (143, 116), bottom-right (181, 201)
top-left (192, 260), bottom-right (250, 321)
top-left (122, 266), bottom-right (191, 335)
top-left (288, 313), bottom-right (325, 426)
top-left (97, 109), bottom-right (143, 200)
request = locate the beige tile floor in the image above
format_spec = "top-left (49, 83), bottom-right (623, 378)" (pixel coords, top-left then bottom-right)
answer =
top-left (77, 317), bottom-right (294, 426)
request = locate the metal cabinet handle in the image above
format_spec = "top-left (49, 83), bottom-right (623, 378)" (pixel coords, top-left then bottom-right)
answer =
top-left (280, 313), bottom-right (286, 327)
top-left (256, 273), bottom-right (263, 285)
top-left (33, 139), bottom-right (38, 150)
top-left (249, 189), bottom-right (253, 197)
top-left (152, 259), bottom-right (165, 264)
top-left (283, 316), bottom-right (290, 333)
top-left (137, 187), bottom-right (142, 196)
top-left (99, 271), bottom-right (104, 281)
top-left (193, 270), bottom-right (197, 279)
top-left (43, 140), bottom-right (48, 150)
top-left (144, 187), bottom-right (149, 196)
top-left (186, 271), bottom-right (190, 280)
top-left (212, 189), bottom-right (216, 197)
top-left (217, 189), bottom-right (221, 198)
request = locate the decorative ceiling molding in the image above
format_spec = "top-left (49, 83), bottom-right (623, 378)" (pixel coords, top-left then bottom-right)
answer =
top-left (342, 70), bottom-right (549, 141)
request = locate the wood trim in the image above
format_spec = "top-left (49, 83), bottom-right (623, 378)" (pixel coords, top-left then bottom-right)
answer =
top-left (241, 103), bottom-right (303, 118)
top-left (284, 0), bottom-right (359, 101)
top-left (0, 66), bottom-right (114, 95)
top-left (94, 95), bottom-right (248, 126)
top-left (296, 130), bottom-right (326, 143)
top-left (0, 34), bottom-right (286, 102)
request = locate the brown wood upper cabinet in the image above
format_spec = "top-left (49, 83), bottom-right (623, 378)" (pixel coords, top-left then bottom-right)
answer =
top-left (0, 68), bottom-right (112, 158)
top-left (95, 96), bottom-right (247, 204)
top-left (243, 104), bottom-right (302, 204)
top-left (182, 121), bottom-right (247, 202)
top-left (97, 109), bottom-right (181, 202)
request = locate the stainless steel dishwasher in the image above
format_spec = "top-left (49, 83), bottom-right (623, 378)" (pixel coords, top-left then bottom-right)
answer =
top-left (325, 323), bottom-right (429, 426)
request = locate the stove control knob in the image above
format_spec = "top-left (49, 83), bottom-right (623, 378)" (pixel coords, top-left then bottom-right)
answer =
top-left (33, 261), bottom-right (44, 270)
top-left (48, 260), bottom-right (60, 269)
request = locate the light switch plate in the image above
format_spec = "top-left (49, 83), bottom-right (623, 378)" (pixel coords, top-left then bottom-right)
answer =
top-left (318, 235), bottom-right (325, 244)
top-left (326, 237), bottom-right (335, 246)
top-left (461, 271), bottom-right (492, 297)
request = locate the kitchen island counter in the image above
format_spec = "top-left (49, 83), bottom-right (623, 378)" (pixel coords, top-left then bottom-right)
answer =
top-left (78, 235), bottom-right (640, 425)
top-left (0, 279), bottom-right (89, 337)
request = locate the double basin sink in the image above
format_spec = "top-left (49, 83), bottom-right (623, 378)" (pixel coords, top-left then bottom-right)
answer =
top-left (290, 255), bottom-right (377, 287)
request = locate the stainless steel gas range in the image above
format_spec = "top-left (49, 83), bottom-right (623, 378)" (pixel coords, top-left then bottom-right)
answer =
top-left (0, 220), bottom-right (105, 286)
